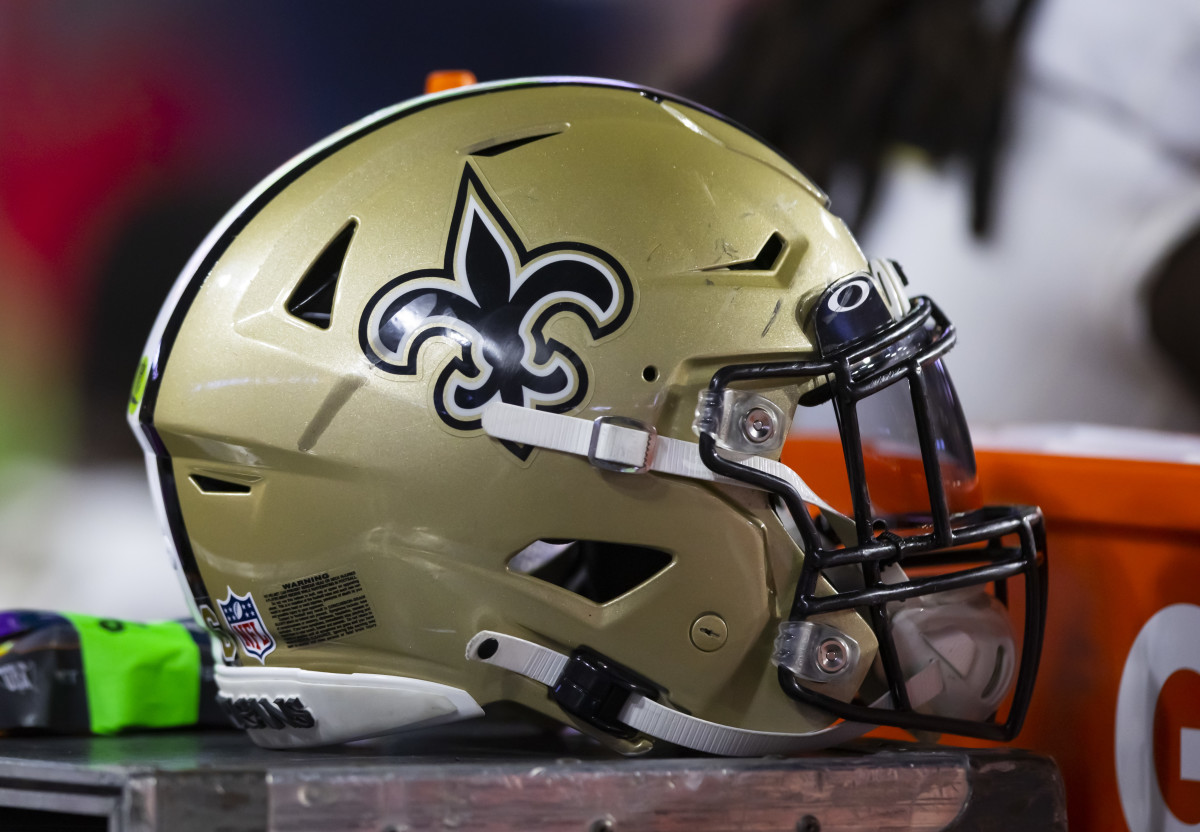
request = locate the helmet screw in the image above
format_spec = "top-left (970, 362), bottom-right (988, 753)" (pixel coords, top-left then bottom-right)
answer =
top-left (816, 638), bottom-right (848, 674)
top-left (742, 407), bottom-right (776, 444)
top-left (690, 614), bottom-right (729, 652)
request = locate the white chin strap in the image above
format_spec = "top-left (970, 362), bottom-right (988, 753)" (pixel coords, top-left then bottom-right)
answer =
top-left (467, 631), bottom-right (872, 756)
top-left (478, 403), bottom-right (871, 755)
top-left (481, 402), bottom-right (837, 513)
top-left (476, 404), bottom-right (954, 753)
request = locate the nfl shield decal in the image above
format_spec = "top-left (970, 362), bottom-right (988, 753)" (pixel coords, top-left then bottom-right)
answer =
top-left (218, 588), bottom-right (276, 663)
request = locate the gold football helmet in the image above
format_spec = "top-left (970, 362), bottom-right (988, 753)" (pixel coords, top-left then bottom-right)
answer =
top-left (129, 78), bottom-right (1046, 754)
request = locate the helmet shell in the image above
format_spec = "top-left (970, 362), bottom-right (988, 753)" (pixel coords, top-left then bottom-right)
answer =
top-left (136, 79), bottom-right (877, 743)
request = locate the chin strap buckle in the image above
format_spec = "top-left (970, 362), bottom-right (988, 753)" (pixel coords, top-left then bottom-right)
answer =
top-left (550, 645), bottom-right (662, 739)
top-left (467, 629), bottom-right (873, 755)
top-left (587, 416), bottom-right (657, 474)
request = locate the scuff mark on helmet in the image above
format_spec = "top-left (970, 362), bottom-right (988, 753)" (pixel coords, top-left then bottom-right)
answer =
top-left (761, 299), bottom-right (783, 338)
top-left (297, 373), bottom-right (368, 453)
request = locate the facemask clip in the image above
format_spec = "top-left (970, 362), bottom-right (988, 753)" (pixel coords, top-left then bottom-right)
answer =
top-left (772, 620), bottom-right (861, 683)
top-left (693, 389), bottom-right (787, 455)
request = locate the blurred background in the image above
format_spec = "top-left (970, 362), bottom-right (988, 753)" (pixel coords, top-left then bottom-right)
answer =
top-left (1, 0), bottom-right (1199, 617)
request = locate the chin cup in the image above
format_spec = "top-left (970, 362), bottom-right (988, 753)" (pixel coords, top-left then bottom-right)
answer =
top-left (887, 589), bottom-right (1017, 722)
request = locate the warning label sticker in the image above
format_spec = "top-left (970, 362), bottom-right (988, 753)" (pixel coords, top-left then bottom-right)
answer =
top-left (264, 571), bottom-right (377, 648)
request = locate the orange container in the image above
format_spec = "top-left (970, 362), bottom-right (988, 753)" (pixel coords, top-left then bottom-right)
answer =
top-left (783, 428), bottom-right (1200, 832)
top-left (424, 70), bottom-right (477, 94)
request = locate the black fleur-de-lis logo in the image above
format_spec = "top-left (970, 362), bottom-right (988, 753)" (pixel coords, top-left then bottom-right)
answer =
top-left (359, 165), bottom-right (635, 459)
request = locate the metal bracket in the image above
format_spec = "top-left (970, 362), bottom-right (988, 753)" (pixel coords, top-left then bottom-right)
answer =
top-left (588, 416), bottom-right (657, 474)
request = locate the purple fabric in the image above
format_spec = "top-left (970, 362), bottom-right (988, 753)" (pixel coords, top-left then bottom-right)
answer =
top-left (0, 610), bottom-right (66, 640)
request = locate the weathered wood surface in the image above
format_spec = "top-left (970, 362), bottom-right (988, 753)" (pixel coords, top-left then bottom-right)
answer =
top-left (0, 728), bottom-right (1066, 831)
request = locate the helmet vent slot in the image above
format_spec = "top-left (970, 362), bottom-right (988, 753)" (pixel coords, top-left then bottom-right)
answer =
top-left (725, 232), bottom-right (785, 271)
top-left (189, 474), bottom-right (252, 495)
top-left (285, 220), bottom-right (357, 329)
top-left (467, 129), bottom-right (565, 158)
top-left (508, 539), bottom-right (672, 604)
top-left (697, 232), bottom-right (786, 272)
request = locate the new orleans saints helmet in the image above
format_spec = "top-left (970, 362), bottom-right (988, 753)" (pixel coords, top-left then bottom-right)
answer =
top-left (129, 78), bottom-right (1046, 754)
